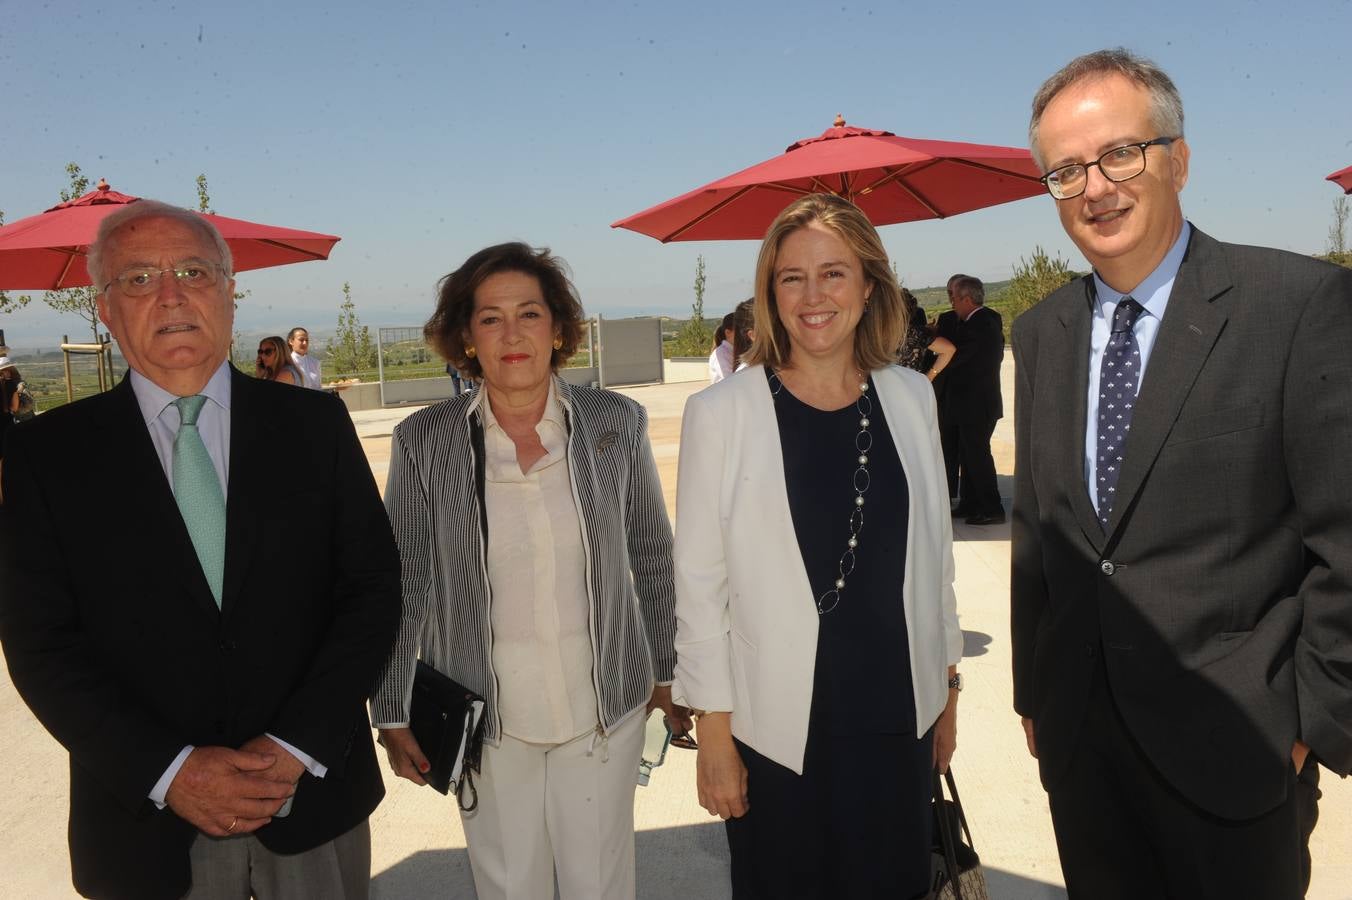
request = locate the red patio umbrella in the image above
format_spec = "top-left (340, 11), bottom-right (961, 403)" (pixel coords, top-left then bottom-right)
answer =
top-left (1326, 165), bottom-right (1352, 194)
top-left (612, 115), bottom-right (1046, 242)
top-left (0, 179), bottom-right (341, 290)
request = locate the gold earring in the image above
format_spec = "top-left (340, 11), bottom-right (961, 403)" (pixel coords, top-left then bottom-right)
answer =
top-left (552, 336), bottom-right (563, 350)
top-left (465, 345), bottom-right (477, 358)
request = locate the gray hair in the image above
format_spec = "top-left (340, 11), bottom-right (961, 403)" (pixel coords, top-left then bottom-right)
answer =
top-left (1028, 48), bottom-right (1185, 170)
top-left (88, 199), bottom-right (233, 291)
top-left (952, 275), bottom-right (985, 306)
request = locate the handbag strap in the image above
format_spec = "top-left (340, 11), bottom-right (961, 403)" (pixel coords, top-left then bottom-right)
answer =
top-left (933, 769), bottom-right (965, 900)
top-left (943, 766), bottom-right (977, 852)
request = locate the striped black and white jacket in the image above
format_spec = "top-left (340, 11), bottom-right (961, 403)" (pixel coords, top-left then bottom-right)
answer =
top-left (370, 377), bottom-right (677, 745)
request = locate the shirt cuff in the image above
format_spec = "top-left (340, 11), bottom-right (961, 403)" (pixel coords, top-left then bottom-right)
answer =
top-left (150, 745), bottom-right (195, 809)
top-left (266, 733), bottom-right (327, 778)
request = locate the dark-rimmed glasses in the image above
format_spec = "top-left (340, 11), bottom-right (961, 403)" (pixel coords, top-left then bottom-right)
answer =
top-left (102, 260), bottom-right (226, 297)
top-left (1040, 138), bottom-right (1176, 200)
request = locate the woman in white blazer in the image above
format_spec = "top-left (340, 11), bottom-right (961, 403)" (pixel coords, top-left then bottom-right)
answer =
top-left (672, 194), bottom-right (962, 898)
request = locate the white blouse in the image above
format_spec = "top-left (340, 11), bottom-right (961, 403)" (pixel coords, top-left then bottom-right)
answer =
top-left (482, 385), bottom-right (597, 744)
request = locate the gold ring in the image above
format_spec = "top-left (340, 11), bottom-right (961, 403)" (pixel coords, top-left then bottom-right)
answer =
top-left (225, 817), bottom-right (238, 834)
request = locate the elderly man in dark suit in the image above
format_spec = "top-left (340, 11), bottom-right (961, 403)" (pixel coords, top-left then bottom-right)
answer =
top-left (1011, 49), bottom-right (1352, 899)
top-left (943, 274), bottom-right (1005, 525)
top-left (0, 201), bottom-right (401, 899)
top-left (933, 274), bottom-right (965, 503)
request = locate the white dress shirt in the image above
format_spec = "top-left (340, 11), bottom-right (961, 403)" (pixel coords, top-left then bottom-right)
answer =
top-left (482, 383), bottom-right (597, 744)
top-left (132, 360), bottom-right (325, 808)
top-left (1084, 223), bottom-right (1191, 510)
top-left (708, 340), bottom-right (734, 384)
top-left (291, 351), bottom-right (323, 390)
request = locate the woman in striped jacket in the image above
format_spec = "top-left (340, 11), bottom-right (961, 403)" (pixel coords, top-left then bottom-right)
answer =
top-left (371, 242), bottom-right (685, 900)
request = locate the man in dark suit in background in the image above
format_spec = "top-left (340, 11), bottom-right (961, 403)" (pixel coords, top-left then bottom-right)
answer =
top-left (943, 275), bottom-right (1005, 525)
top-left (0, 201), bottom-right (402, 899)
top-left (1012, 49), bottom-right (1352, 899)
top-left (933, 274), bottom-right (965, 502)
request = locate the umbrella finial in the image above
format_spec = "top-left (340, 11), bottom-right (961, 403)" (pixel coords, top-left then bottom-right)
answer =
top-left (96, 178), bottom-right (109, 191)
top-left (834, 114), bottom-right (845, 128)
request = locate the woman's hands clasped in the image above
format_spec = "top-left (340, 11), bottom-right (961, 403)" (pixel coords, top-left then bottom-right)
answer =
top-left (694, 712), bottom-right (749, 820)
top-left (379, 727), bottom-right (431, 787)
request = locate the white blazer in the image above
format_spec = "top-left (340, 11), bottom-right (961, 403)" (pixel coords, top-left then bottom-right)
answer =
top-left (672, 364), bottom-right (961, 774)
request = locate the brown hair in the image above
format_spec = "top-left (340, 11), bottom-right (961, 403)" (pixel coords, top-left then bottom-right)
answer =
top-left (732, 297), bottom-right (755, 368)
top-left (254, 335), bottom-right (290, 380)
top-left (744, 194), bottom-right (909, 372)
top-left (424, 242), bottom-right (586, 379)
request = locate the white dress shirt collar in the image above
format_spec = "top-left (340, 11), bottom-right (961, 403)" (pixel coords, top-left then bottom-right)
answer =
top-left (1091, 221), bottom-right (1192, 320)
top-left (129, 359), bottom-right (233, 425)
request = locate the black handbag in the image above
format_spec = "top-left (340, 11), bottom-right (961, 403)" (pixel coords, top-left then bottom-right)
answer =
top-left (407, 660), bottom-right (486, 810)
top-left (930, 767), bottom-right (990, 900)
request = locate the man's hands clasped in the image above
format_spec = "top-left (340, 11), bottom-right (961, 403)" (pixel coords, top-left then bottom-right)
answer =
top-left (165, 737), bottom-right (302, 837)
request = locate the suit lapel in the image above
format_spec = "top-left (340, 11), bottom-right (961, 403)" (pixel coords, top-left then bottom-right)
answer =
top-left (1057, 279), bottom-right (1106, 549)
top-left (95, 377), bottom-right (222, 620)
top-left (221, 369), bottom-right (261, 617)
top-left (1104, 230), bottom-right (1230, 538)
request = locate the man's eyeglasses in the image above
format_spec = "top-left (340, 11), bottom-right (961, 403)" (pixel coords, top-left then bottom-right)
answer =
top-left (1039, 137), bottom-right (1176, 200)
top-left (102, 260), bottom-right (227, 297)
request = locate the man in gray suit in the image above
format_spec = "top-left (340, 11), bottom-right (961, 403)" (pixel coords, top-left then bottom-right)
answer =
top-left (1011, 49), bottom-right (1352, 899)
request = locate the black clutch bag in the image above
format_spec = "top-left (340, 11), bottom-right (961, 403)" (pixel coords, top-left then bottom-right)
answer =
top-left (408, 660), bottom-right (486, 809)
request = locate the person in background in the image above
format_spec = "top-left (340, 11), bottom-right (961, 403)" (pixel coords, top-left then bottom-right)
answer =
top-left (732, 297), bottom-right (755, 371)
top-left (1013, 48), bottom-right (1351, 899)
top-left (287, 327), bottom-right (323, 390)
top-left (0, 357), bottom-right (22, 428)
top-left (897, 289), bottom-right (956, 384)
top-left (708, 313), bottom-right (735, 384)
top-left (255, 336), bottom-right (304, 386)
top-left (373, 241), bottom-right (686, 900)
top-left (934, 274), bottom-right (965, 504)
top-left (944, 275), bottom-right (1005, 525)
top-left (445, 362), bottom-right (465, 396)
top-left (0, 200), bottom-right (401, 900)
top-left (673, 193), bottom-right (960, 899)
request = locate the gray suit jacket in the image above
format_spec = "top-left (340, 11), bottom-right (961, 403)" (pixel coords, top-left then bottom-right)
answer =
top-left (1011, 227), bottom-right (1352, 819)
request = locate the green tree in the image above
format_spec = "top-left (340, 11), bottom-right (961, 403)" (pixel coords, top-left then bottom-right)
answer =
top-left (1000, 246), bottom-right (1075, 326)
top-left (325, 282), bottom-right (376, 376)
top-left (1321, 196), bottom-right (1351, 268)
top-left (196, 174), bottom-right (215, 214)
top-left (669, 255), bottom-right (713, 357)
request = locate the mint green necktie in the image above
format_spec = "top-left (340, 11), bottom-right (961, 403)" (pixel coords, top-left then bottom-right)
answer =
top-left (172, 395), bottom-right (226, 607)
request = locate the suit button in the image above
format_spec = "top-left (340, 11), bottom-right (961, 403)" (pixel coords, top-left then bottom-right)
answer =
top-left (1086, 644), bottom-right (1097, 659)
top-left (1099, 560), bottom-right (1116, 576)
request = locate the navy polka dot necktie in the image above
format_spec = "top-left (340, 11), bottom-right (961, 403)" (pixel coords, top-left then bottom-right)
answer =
top-left (1096, 297), bottom-right (1144, 531)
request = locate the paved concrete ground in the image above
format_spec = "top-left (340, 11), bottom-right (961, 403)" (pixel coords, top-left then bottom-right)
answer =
top-left (2, 357), bottom-right (1348, 899)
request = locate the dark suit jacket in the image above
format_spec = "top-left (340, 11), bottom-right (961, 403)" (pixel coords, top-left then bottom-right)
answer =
top-left (1011, 228), bottom-right (1352, 821)
top-left (0, 369), bottom-right (401, 900)
top-left (930, 309), bottom-right (961, 404)
top-left (942, 305), bottom-right (1004, 423)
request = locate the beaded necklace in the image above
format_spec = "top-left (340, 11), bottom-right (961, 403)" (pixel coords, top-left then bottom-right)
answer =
top-left (770, 369), bottom-right (872, 615)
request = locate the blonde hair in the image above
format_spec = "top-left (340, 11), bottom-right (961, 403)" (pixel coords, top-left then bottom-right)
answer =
top-left (744, 194), bottom-right (909, 372)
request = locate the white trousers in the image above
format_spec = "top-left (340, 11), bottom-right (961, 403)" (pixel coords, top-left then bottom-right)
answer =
top-left (461, 709), bottom-right (646, 900)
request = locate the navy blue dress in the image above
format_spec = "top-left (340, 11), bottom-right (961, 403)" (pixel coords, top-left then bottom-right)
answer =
top-left (725, 371), bottom-right (934, 899)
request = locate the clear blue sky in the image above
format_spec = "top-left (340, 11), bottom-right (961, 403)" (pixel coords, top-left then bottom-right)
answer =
top-left (3, 0), bottom-right (1349, 349)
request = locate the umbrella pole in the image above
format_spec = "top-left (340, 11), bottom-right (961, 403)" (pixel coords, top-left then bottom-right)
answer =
top-left (62, 336), bottom-right (74, 404)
